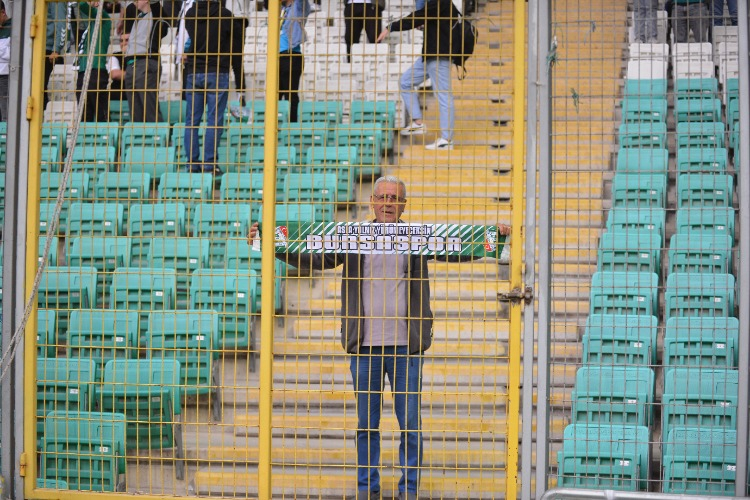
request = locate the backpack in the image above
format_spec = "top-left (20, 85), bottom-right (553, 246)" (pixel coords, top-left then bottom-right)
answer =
top-left (450, 15), bottom-right (477, 80)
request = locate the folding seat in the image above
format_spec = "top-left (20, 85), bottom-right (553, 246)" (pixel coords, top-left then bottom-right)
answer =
top-left (572, 366), bottom-right (655, 425)
top-left (120, 122), bottom-right (171, 149)
top-left (663, 427), bottom-right (737, 495)
top-left (676, 173), bottom-right (733, 208)
top-left (724, 77), bottom-right (739, 108)
top-left (628, 43), bottom-right (669, 62)
top-left (193, 203), bottom-right (249, 259)
top-left (39, 172), bottom-right (89, 231)
top-left (620, 97), bottom-right (667, 123)
top-left (618, 122), bottom-right (667, 148)
top-left (147, 310), bottom-right (221, 420)
top-left (305, 146), bottom-right (357, 202)
top-left (662, 368), bottom-right (738, 442)
top-left (299, 101), bottom-right (344, 128)
top-left (36, 479), bottom-right (69, 490)
top-left (615, 147), bottom-right (668, 175)
top-left (219, 172), bottom-right (270, 220)
top-left (258, 203), bottom-right (317, 234)
top-left (674, 97), bottom-right (722, 124)
top-left (38, 266), bottom-right (98, 338)
top-left (109, 99), bottom-right (130, 123)
top-left (626, 59), bottom-right (668, 80)
top-left (623, 78), bottom-right (667, 99)
top-left (611, 173), bottom-right (666, 208)
top-left (674, 77), bottom-right (718, 100)
top-left (557, 424), bottom-right (650, 491)
top-left (158, 100), bottom-right (186, 125)
top-left (727, 97), bottom-right (740, 129)
top-left (42, 123), bottom-right (68, 163)
top-left (75, 122), bottom-right (120, 149)
top-left (93, 171), bottom-right (151, 219)
top-left (38, 202), bottom-right (60, 235)
top-left (589, 271), bottom-right (659, 316)
top-left (226, 123), bottom-right (266, 155)
top-left (582, 314), bottom-right (657, 366)
top-left (66, 237), bottom-right (131, 306)
top-left (39, 143), bottom-right (63, 172)
top-left (283, 172), bottom-right (337, 221)
top-left (67, 310), bottom-right (139, 380)
top-left (675, 207), bottom-right (735, 244)
top-left (673, 62), bottom-right (714, 82)
top-left (597, 230), bottom-right (661, 274)
top-left (664, 272), bottom-right (735, 319)
top-left (147, 237), bottom-right (210, 308)
top-left (606, 207), bottom-right (666, 242)
top-left (37, 309), bottom-right (57, 358)
top-left (189, 269), bottom-right (257, 350)
top-left (664, 317), bottom-right (739, 368)
top-left (40, 411), bottom-right (127, 491)
top-left (110, 267), bottom-right (177, 343)
top-left (225, 238), bottom-right (284, 311)
top-left (676, 147), bottom-right (729, 175)
top-left (245, 99), bottom-right (291, 124)
top-left (278, 122), bottom-right (329, 160)
top-left (241, 144), bottom-right (298, 173)
top-left (127, 203), bottom-right (187, 265)
top-left (121, 145), bottom-right (177, 179)
top-left (729, 120), bottom-right (739, 151)
top-left (350, 100), bottom-right (397, 151)
top-left (98, 358), bottom-right (184, 478)
top-left (157, 172), bottom-right (213, 230)
top-left (334, 123), bottom-right (384, 176)
top-left (213, 144), bottom-right (239, 172)
top-left (66, 202), bottom-right (124, 237)
top-left (675, 122), bottom-right (725, 150)
top-left (668, 232), bottom-right (732, 275)
top-left (70, 145), bottom-right (116, 183)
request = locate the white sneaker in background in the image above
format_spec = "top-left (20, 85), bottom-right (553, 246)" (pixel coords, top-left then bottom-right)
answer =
top-left (400, 121), bottom-right (427, 136)
top-left (425, 138), bottom-right (453, 150)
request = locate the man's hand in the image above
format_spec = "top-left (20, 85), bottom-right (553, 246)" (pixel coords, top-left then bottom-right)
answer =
top-left (48, 51), bottom-right (59, 63)
top-left (498, 224), bottom-right (511, 236)
top-left (376, 28), bottom-right (389, 43)
top-left (247, 222), bottom-right (260, 246)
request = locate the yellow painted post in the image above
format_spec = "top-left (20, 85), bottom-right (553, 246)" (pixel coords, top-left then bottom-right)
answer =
top-left (258, 0), bottom-right (283, 496)
top-left (506, 0), bottom-right (526, 497)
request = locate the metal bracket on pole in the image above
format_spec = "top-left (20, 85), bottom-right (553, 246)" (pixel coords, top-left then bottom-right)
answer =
top-left (498, 286), bottom-right (534, 305)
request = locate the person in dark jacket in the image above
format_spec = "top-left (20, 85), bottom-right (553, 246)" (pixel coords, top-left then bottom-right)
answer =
top-left (183, 0), bottom-right (233, 174)
top-left (377, 0), bottom-right (460, 151)
top-left (75, 1), bottom-right (112, 122)
top-left (343, 0), bottom-right (382, 62)
top-left (247, 176), bottom-right (511, 500)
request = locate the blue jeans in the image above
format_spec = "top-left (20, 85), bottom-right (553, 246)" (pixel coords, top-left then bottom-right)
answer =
top-left (713, 0), bottom-right (737, 26)
top-left (400, 57), bottom-right (455, 141)
top-left (634, 0), bottom-right (659, 42)
top-left (350, 346), bottom-right (423, 495)
top-left (184, 72), bottom-right (230, 169)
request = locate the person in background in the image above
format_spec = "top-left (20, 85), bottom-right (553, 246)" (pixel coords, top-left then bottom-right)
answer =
top-left (343, 0), bottom-right (381, 63)
top-left (712, 0), bottom-right (737, 27)
top-left (117, 1), bottom-right (138, 35)
top-left (44, 1), bottom-right (68, 110)
top-left (673, 0), bottom-right (709, 42)
top-left (634, 0), bottom-right (659, 42)
top-left (0, 1), bottom-right (10, 123)
top-left (228, 13), bottom-right (250, 119)
top-left (75, 1), bottom-right (112, 122)
top-left (106, 33), bottom-right (128, 103)
top-left (278, 0), bottom-right (311, 123)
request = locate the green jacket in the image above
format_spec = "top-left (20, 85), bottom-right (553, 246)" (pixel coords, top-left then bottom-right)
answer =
top-left (77, 2), bottom-right (111, 72)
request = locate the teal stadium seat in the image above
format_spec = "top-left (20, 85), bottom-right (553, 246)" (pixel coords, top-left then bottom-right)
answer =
top-left (40, 411), bottom-right (126, 491)
top-left (624, 78), bottom-right (667, 98)
top-left (664, 317), bottom-right (739, 368)
top-left (727, 97), bottom-right (739, 128)
top-left (39, 172), bottom-right (89, 233)
top-left (668, 233), bottom-right (732, 274)
top-left (219, 172), bottom-right (271, 220)
top-left (676, 147), bottom-right (728, 174)
top-left (158, 172), bottom-right (214, 229)
top-left (66, 202), bottom-right (124, 237)
top-left (611, 173), bottom-right (667, 208)
top-left (38, 202), bottom-right (58, 235)
top-left (120, 122), bottom-right (171, 149)
top-left (147, 237), bottom-right (210, 308)
top-left (675, 207), bottom-right (735, 244)
top-left (67, 236), bottom-right (131, 306)
top-left (300, 101), bottom-right (344, 128)
top-left (616, 147), bottom-right (668, 174)
top-left (283, 172), bottom-right (338, 221)
top-left (597, 230), bottom-right (661, 274)
top-left (70, 145), bottom-right (116, 183)
top-left (158, 100), bottom-right (186, 124)
top-left (76, 122), bottom-right (120, 148)
top-left (67, 310), bottom-right (139, 380)
top-left (589, 271), bottom-right (659, 316)
top-left (675, 97), bottom-right (722, 123)
top-left (676, 122), bottom-right (725, 149)
top-left (606, 207), bottom-right (666, 241)
top-left (246, 99), bottom-right (291, 124)
top-left (258, 203), bottom-right (317, 234)
top-left (226, 123), bottom-right (266, 157)
top-left (147, 310), bottom-right (221, 421)
top-left (241, 144), bottom-right (298, 172)
top-left (38, 266), bottom-right (98, 338)
top-left (110, 267), bottom-right (177, 343)
top-left (663, 427), bottom-right (737, 495)
top-left (350, 100), bottom-right (396, 151)
top-left (621, 97), bottom-right (668, 123)
top-left (192, 203), bottom-right (252, 267)
top-left (665, 272), bottom-right (736, 319)
top-left (676, 173), bottom-right (733, 208)
top-left (122, 146), bottom-right (177, 179)
top-left (225, 238), bottom-right (285, 311)
top-left (662, 368), bottom-right (738, 442)
top-left (675, 77), bottom-right (718, 98)
top-left (36, 478), bottom-right (69, 490)
top-left (557, 424), bottom-right (650, 491)
top-left (582, 314), bottom-right (657, 366)
top-left (306, 146), bottom-right (358, 202)
top-left (334, 123), bottom-right (384, 176)
top-left (618, 122), bottom-right (667, 148)
top-left (39, 143), bottom-right (63, 172)
top-left (278, 122), bottom-right (328, 159)
top-left (37, 309), bottom-right (57, 358)
top-left (109, 99), bottom-right (130, 122)
top-left (93, 171), bottom-right (151, 219)
top-left (572, 366), bottom-right (655, 425)
top-left (127, 203), bottom-right (187, 265)
top-left (42, 122), bottom-right (68, 156)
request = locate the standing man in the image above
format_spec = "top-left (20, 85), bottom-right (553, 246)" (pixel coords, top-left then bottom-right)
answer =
top-left (0, 1), bottom-right (10, 123)
top-left (44, 1), bottom-right (68, 110)
top-left (712, 0), bottom-right (737, 26)
top-left (76, 1), bottom-right (112, 122)
top-left (673, 0), bottom-right (709, 42)
top-left (278, 0), bottom-right (310, 123)
top-left (123, 0), bottom-right (169, 122)
top-left (634, 0), bottom-right (659, 42)
top-left (247, 176), bottom-right (511, 500)
top-left (377, 0), bottom-right (459, 151)
top-left (343, 0), bottom-right (381, 62)
top-left (183, 0), bottom-right (233, 174)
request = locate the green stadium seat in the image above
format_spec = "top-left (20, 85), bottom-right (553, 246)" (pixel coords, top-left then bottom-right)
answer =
top-left (571, 366), bottom-right (655, 425)
top-left (350, 100), bottom-right (396, 151)
top-left (611, 173), bottom-right (666, 208)
top-left (109, 99), bottom-right (130, 123)
top-left (122, 146), bottom-right (177, 179)
top-left (278, 122), bottom-right (328, 160)
top-left (224, 238), bottom-right (285, 311)
top-left (300, 101), bottom-right (344, 128)
top-left (76, 122), bottom-right (120, 148)
top-left (283, 172), bottom-right (337, 221)
top-left (675, 207), bottom-right (735, 244)
top-left (38, 266), bottom-right (98, 337)
top-left (36, 357), bottom-right (97, 446)
top-left (662, 368), bottom-right (738, 442)
top-left (40, 410), bottom-right (126, 491)
top-left (618, 122), bottom-right (667, 148)
top-left (616, 147), bottom-right (669, 174)
top-left (38, 202), bottom-right (59, 235)
top-left (127, 203), bottom-right (187, 265)
top-left (663, 427), bottom-right (737, 495)
top-left (676, 147), bottom-right (728, 174)
top-left (675, 97), bottom-right (722, 123)
top-left (39, 173), bottom-right (89, 232)
top-left (676, 122), bottom-right (725, 149)
top-left (158, 172), bottom-right (213, 229)
top-left (306, 146), bottom-right (358, 202)
top-left (624, 78), bottom-right (667, 98)
top-left (729, 120), bottom-right (739, 151)
top-left (93, 171), bottom-right (151, 220)
top-left (36, 478), bottom-right (69, 490)
top-left (219, 172), bottom-right (271, 220)
top-left (147, 310), bottom-right (221, 421)
top-left (246, 99), bottom-right (291, 124)
top-left (597, 229), bottom-right (661, 275)
top-left (213, 144), bottom-right (239, 172)
top-left (668, 233), bottom-right (733, 274)
top-left (334, 123), bottom-right (384, 176)
top-left (192, 203), bottom-right (252, 267)
top-left (676, 173), bottom-right (733, 208)
top-left (189, 269), bottom-right (257, 350)
top-left (98, 358), bottom-right (184, 477)
top-left (664, 317), bottom-right (739, 368)
top-left (621, 97), bottom-right (667, 123)
top-left (606, 208), bottom-right (666, 241)
top-left (147, 237), bottom-right (210, 308)
top-left (583, 314), bottom-right (657, 366)
top-left (675, 77), bottom-right (718, 98)
top-left (589, 271), bottom-right (659, 316)
top-left (70, 145), bottom-right (116, 183)
top-left (42, 122), bottom-right (68, 155)
top-left (665, 272), bottom-right (736, 319)
top-left (66, 202), bottom-right (124, 237)
top-left (727, 97), bottom-right (739, 127)
top-left (159, 100), bottom-right (186, 124)
top-left (37, 309), bottom-right (57, 358)
top-left (39, 143), bottom-right (63, 172)
top-left (557, 424), bottom-right (649, 491)
top-left (67, 310), bottom-right (139, 380)
top-left (120, 122), bottom-right (171, 149)
top-left (66, 237), bottom-right (131, 306)
top-left (226, 123), bottom-right (265, 154)
top-left (257, 203), bottom-right (317, 234)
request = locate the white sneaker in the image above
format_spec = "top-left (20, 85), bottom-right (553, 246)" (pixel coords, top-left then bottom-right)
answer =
top-left (400, 121), bottom-right (427, 136)
top-left (425, 138), bottom-right (453, 150)
top-left (230, 106), bottom-right (252, 120)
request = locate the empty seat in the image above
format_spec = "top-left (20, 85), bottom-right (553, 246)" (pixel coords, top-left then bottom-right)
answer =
top-left (110, 267), bottom-right (178, 343)
top-left (299, 101), bottom-right (344, 127)
top-left (76, 122), bottom-right (120, 148)
top-left (258, 203), bottom-right (317, 234)
top-left (675, 121), bottom-right (725, 149)
top-left (245, 99), bottom-right (290, 124)
top-left (623, 78), bottom-right (667, 98)
top-left (618, 122), bottom-right (667, 148)
top-left (283, 172), bottom-right (337, 221)
top-left (70, 145), bottom-right (116, 182)
top-left (66, 237), bottom-right (131, 306)
top-left (147, 237), bottom-right (210, 308)
top-left (676, 173), bottom-right (733, 208)
top-left (305, 146), bottom-right (357, 202)
top-left (241, 144), bottom-right (298, 171)
top-left (127, 203), bottom-right (187, 265)
top-left (589, 271), bottom-right (659, 316)
top-left (278, 122), bottom-right (329, 158)
top-left (583, 314), bottom-right (657, 366)
top-left (192, 203), bottom-right (252, 267)
top-left (42, 122), bottom-right (68, 155)
top-left (225, 238), bottom-right (285, 311)
top-left (664, 317), bottom-right (739, 368)
top-left (38, 267), bottom-right (98, 337)
top-left (226, 123), bottom-right (266, 156)
top-left (572, 366), bottom-right (655, 426)
top-left (675, 207), bottom-right (735, 244)
top-left (668, 232), bottom-right (732, 274)
top-left (334, 123), bottom-right (384, 176)
top-left (626, 59), bottom-right (667, 79)
top-left (663, 427), bottom-right (737, 495)
top-left (39, 143), bottom-right (63, 172)
top-left (606, 207), bottom-right (666, 241)
top-left (665, 272), bottom-right (736, 319)
top-left (157, 172), bottom-right (213, 228)
top-left (616, 148), bottom-right (668, 174)
top-left (66, 202), bottom-right (124, 237)
top-left (39, 173), bottom-right (89, 231)
top-left (611, 173), bottom-right (666, 208)
top-left (621, 97), bottom-right (667, 123)
top-left (109, 99), bottom-right (130, 123)
top-left (219, 172), bottom-right (269, 218)
top-left (557, 424), bottom-right (649, 491)
top-left (37, 309), bottom-right (57, 358)
top-left (93, 172), bottom-right (151, 218)
top-left (67, 310), bottom-right (139, 379)
top-left (121, 146), bottom-right (177, 179)
top-left (38, 202), bottom-right (60, 235)
top-left (675, 77), bottom-right (718, 98)
top-left (120, 122), bottom-right (171, 149)
top-left (597, 229), bottom-right (661, 275)
top-left (674, 97), bottom-right (722, 123)
top-left (350, 100), bottom-right (396, 150)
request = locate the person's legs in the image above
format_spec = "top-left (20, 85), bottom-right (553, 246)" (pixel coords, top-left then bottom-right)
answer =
top-left (673, 4), bottom-right (689, 42)
top-left (426, 58), bottom-right (454, 142)
top-left (688, 2), bottom-right (709, 42)
top-left (278, 52), bottom-right (292, 110)
top-left (388, 347), bottom-right (423, 495)
top-left (727, 0), bottom-right (737, 25)
top-left (183, 72), bottom-right (204, 169)
top-left (344, 3), bottom-right (359, 62)
top-left (288, 53), bottom-right (304, 123)
top-left (363, 3), bottom-right (382, 44)
top-left (124, 64), bottom-right (142, 122)
top-left (350, 348), bottom-right (385, 495)
top-left (647, 0), bottom-right (659, 41)
top-left (203, 72), bottom-right (229, 168)
top-left (143, 59), bottom-right (163, 122)
top-left (93, 69), bottom-right (110, 122)
top-left (634, 0), bottom-right (648, 42)
top-left (713, 0), bottom-right (725, 26)
top-left (400, 57), bottom-right (427, 124)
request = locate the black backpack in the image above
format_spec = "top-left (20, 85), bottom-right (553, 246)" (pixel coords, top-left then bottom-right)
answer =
top-left (450, 15), bottom-right (478, 79)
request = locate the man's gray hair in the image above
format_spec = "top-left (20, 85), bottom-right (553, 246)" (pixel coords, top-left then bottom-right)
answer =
top-left (373, 175), bottom-right (407, 199)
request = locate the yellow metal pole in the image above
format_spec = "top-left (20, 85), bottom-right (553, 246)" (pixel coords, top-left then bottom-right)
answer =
top-left (258, 0), bottom-right (283, 496)
top-left (506, 0), bottom-right (526, 497)
top-left (23, 0), bottom-right (48, 495)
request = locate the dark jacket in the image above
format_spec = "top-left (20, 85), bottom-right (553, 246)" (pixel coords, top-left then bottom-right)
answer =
top-left (387, 0), bottom-right (460, 59)
top-left (184, 0), bottom-right (233, 74)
